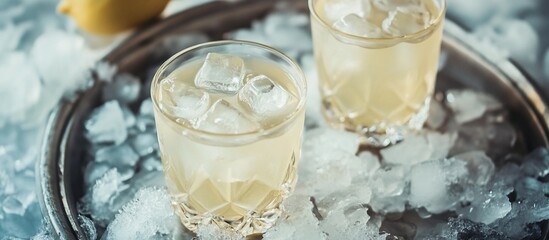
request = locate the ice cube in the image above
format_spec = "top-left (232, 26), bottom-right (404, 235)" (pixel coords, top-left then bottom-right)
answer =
top-left (197, 224), bottom-right (245, 240)
top-left (263, 195), bottom-right (326, 240)
top-left (85, 101), bottom-right (128, 145)
top-left (88, 168), bottom-right (130, 225)
top-left (139, 98), bottom-right (154, 116)
top-left (94, 143), bottom-right (139, 167)
top-left (0, 22), bottom-right (28, 53)
top-left (408, 158), bottom-right (468, 214)
top-left (78, 215), bottom-right (97, 240)
top-left (238, 75), bottom-right (293, 117)
top-left (129, 133), bottom-right (159, 157)
top-left (521, 147), bottom-right (549, 177)
top-left (135, 115), bottom-right (156, 133)
top-left (194, 53), bottom-right (246, 95)
top-left (299, 150), bottom-right (362, 197)
top-left (446, 90), bottom-right (502, 124)
top-left (369, 167), bottom-right (409, 213)
top-left (2, 195), bottom-right (26, 215)
top-left (120, 105), bottom-right (136, 128)
top-left (382, 5), bottom-right (431, 36)
top-left (491, 180), bottom-right (549, 239)
top-left (106, 187), bottom-right (186, 240)
top-left (333, 14), bottom-right (382, 37)
top-left (303, 128), bottom-right (360, 156)
top-left (453, 151), bottom-right (495, 185)
top-left (94, 61), bottom-right (117, 82)
top-left (31, 31), bottom-right (96, 95)
top-left (262, 12), bottom-right (312, 53)
top-left (139, 156), bottom-right (163, 172)
top-left (436, 218), bottom-right (509, 240)
top-left (84, 162), bottom-right (111, 187)
top-left (515, 177), bottom-right (549, 196)
top-left (358, 151), bottom-right (381, 176)
top-left (426, 99), bottom-right (447, 129)
top-left (193, 100), bottom-right (260, 134)
top-left (0, 52), bottom-right (41, 120)
top-left (128, 170), bottom-right (166, 191)
top-left (324, 0), bottom-right (370, 23)
top-left (474, 19), bottom-right (540, 65)
top-left (371, 166), bottom-right (407, 198)
top-left (456, 185), bottom-right (512, 225)
top-left (381, 131), bottom-right (455, 166)
top-left (102, 73), bottom-right (142, 104)
top-left (159, 78), bottom-right (210, 120)
top-left (0, 202), bottom-right (42, 238)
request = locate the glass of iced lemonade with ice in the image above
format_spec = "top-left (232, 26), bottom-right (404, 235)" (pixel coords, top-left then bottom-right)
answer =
top-left (310, 0), bottom-right (445, 146)
top-left (151, 41), bottom-right (307, 235)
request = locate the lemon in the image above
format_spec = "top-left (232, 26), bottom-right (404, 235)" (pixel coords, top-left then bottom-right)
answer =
top-left (58, 0), bottom-right (170, 35)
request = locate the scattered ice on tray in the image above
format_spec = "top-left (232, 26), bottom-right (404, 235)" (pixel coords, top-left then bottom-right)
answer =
top-left (106, 187), bottom-right (189, 240)
top-left (238, 75), bottom-right (294, 118)
top-left (194, 53), bottom-right (246, 95)
top-left (103, 73), bottom-right (142, 104)
top-left (85, 100), bottom-right (128, 145)
top-left (68, 9), bottom-right (549, 239)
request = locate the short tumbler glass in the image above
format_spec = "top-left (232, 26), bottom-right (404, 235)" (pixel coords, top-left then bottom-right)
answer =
top-left (151, 41), bottom-right (307, 236)
top-left (310, 0), bottom-right (446, 146)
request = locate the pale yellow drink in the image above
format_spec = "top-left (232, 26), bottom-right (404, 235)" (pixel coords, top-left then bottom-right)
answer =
top-left (310, 0), bottom-right (445, 146)
top-left (151, 41), bottom-right (306, 236)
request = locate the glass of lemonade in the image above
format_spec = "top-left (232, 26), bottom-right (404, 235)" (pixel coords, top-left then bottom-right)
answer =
top-left (309, 0), bottom-right (446, 146)
top-left (151, 41), bottom-right (307, 236)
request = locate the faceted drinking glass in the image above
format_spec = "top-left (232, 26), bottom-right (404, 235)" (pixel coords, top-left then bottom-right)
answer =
top-left (309, 0), bottom-right (446, 146)
top-left (151, 40), bottom-right (307, 236)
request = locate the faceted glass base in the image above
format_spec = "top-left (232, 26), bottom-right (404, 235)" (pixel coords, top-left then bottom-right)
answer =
top-left (167, 156), bottom-right (298, 236)
top-left (322, 98), bottom-right (431, 147)
top-left (172, 200), bottom-right (283, 236)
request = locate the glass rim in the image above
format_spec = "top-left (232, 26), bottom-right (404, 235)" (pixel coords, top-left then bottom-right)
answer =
top-left (150, 40), bottom-right (308, 141)
top-left (308, 0), bottom-right (447, 43)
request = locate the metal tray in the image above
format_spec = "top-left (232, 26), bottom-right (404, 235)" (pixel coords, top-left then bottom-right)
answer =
top-left (36, 0), bottom-right (549, 239)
